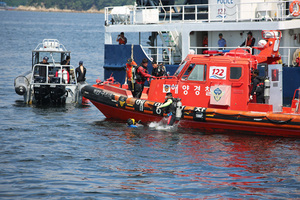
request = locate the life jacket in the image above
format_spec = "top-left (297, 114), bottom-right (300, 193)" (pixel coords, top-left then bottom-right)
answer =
top-left (126, 61), bottom-right (137, 80)
top-left (118, 37), bottom-right (127, 45)
top-left (135, 66), bottom-right (148, 83)
top-left (203, 37), bottom-right (208, 47)
top-left (246, 37), bottom-right (254, 47)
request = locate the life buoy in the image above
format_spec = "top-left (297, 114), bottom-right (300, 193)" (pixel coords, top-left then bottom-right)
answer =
top-left (289, 0), bottom-right (300, 17)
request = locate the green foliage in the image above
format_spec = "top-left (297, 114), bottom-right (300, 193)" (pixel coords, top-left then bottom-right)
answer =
top-left (6, 0), bottom-right (28, 7)
top-left (6, 0), bottom-right (187, 10)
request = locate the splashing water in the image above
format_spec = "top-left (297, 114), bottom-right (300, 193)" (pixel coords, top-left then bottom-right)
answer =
top-left (148, 118), bottom-right (179, 131)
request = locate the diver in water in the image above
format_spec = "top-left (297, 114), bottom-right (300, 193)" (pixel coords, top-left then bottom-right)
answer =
top-left (127, 118), bottom-right (143, 128)
top-left (158, 92), bottom-right (177, 126)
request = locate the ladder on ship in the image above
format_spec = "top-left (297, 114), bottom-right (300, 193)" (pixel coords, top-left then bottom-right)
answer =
top-left (158, 31), bottom-right (182, 64)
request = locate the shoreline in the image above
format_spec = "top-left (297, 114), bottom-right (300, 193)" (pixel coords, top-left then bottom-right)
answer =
top-left (14, 5), bottom-right (105, 14)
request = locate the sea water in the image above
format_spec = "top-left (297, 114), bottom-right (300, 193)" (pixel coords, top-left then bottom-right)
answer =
top-left (0, 10), bottom-right (299, 199)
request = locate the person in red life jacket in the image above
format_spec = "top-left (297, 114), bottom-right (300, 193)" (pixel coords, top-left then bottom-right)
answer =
top-left (250, 69), bottom-right (264, 103)
top-left (125, 58), bottom-right (137, 94)
top-left (116, 32), bottom-right (127, 45)
top-left (240, 31), bottom-right (256, 55)
top-left (134, 58), bottom-right (154, 98)
top-left (202, 34), bottom-right (208, 53)
top-left (76, 61), bottom-right (86, 82)
top-left (158, 92), bottom-right (176, 126)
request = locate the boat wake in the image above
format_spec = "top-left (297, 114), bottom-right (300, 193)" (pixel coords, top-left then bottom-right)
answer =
top-left (148, 118), bottom-right (179, 132)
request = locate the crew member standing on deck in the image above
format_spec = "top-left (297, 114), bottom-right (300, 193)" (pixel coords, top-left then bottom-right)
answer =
top-left (76, 61), bottom-right (86, 82)
top-left (134, 58), bottom-right (154, 99)
top-left (218, 33), bottom-right (226, 50)
top-left (116, 32), bottom-right (127, 45)
top-left (250, 69), bottom-right (264, 103)
top-left (125, 58), bottom-right (137, 95)
top-left (240, 31), bottom-right (256, 54)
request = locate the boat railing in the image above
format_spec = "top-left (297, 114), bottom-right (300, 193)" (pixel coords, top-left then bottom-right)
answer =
top-left (105, 1), bottom-right (296, 26)
top-left (34, 39), bottom-right (68, 52)
top-left (31, 64), bottom-right (77, 85)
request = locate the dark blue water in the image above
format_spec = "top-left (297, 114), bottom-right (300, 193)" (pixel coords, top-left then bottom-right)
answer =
top-left (0, 11), bottom-right (300, 199)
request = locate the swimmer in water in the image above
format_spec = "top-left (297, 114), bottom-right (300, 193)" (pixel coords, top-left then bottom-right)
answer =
top-left (127, 118), bottom-right (143, 128)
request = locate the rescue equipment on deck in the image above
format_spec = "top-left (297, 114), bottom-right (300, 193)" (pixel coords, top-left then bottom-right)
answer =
top-left (289, 0), bottom-right (300, 17)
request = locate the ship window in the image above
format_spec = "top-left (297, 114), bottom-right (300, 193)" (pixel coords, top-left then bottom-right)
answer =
top-left (174, 60), bottom-right (187, 76)
top-left (230, 67), bottom-right (242, 79)
top-left (188, 64), bottom-right (207, 81)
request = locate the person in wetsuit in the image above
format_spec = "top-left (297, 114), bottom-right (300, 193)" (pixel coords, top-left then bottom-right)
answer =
top-left (151, 61), bottom-right (166, 77)
top-left (76, 61), bottom-right (86, 82)
top-left (127, 118), bottom-right (143, 128)
top-left (158, 92), bottom-right (177, 126)
top-left (250, 69), bottom-right (264, 103)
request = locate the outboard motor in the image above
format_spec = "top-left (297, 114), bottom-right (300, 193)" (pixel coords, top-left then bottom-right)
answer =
top-left (49, 77), bottom-right (67, 104)
top-left (175, 98), bottom-right (182, 121)
top-left (50, 85), bottom-right (66, 104)
top-left (34, 77), bottom-right (50, 103)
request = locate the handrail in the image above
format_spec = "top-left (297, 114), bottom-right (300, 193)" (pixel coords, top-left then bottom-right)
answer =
top-left (140, 45), bottom-right (300, 66)
top-left (104, 1), bottom-right (296, 26)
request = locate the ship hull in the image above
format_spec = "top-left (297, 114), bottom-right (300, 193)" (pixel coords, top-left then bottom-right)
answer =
top-left (82, 85), bottom-right (300, 138)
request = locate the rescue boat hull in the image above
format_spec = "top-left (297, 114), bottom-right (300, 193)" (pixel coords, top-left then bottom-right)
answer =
top-left (82, 85), bottom-right (300, 138)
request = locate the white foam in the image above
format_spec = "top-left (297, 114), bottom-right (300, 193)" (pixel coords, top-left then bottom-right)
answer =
top-left (148, 118), bottom-right (179, 132)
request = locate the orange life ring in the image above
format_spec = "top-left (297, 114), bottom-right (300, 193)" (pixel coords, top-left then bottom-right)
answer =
top-left (290, 0), bottom-right (300, 17)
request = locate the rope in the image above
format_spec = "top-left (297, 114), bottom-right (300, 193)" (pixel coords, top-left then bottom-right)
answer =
top-left (292, 48), bottom-right (300, 66)
top-left (131, 44), bottom-right (134, 59)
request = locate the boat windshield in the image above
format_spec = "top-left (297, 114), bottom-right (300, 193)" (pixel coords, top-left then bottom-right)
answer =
top-left (36, 52), bottom-right (63, 65)
top-left (174, 60), bottom-right (187, 77)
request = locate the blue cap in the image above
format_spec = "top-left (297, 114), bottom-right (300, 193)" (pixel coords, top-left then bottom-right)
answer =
top-left (43, 56), bottom-right (49, 61)
top-left (79, 61), bottom-right (83, 65)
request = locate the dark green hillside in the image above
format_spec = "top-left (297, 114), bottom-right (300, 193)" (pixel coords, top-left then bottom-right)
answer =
top-left (7, 0), bottom-right (186, 10)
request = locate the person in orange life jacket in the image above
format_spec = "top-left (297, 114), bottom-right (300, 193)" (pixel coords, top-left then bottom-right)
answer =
top-left (116, 32), bottom-right (127, 45)
top-left (75, 61), bottom-right (86, 82)
top-left (134, 58), bottom-right (155, 98)
top-left (125, 58), bottom-right (137, 93)
top-left (158, 92), bottom-right (176, 126)
top-left (250, 69), bottom-right (264, 103)
top-left (240, 31), bottom-right (256, 55)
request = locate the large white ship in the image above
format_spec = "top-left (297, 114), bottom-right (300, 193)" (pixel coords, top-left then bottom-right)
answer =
top-left (102, 0), bottom-right (300, 104)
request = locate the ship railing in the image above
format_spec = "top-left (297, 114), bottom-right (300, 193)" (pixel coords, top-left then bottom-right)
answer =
top-left (190, 46), bottom-right (300, 67)
top-left (31, 64), bottom-right (77, 85)
top-left (104, 1), bottom-right (296, 26)
top-left (142, 46), bottom-right (179, 65)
